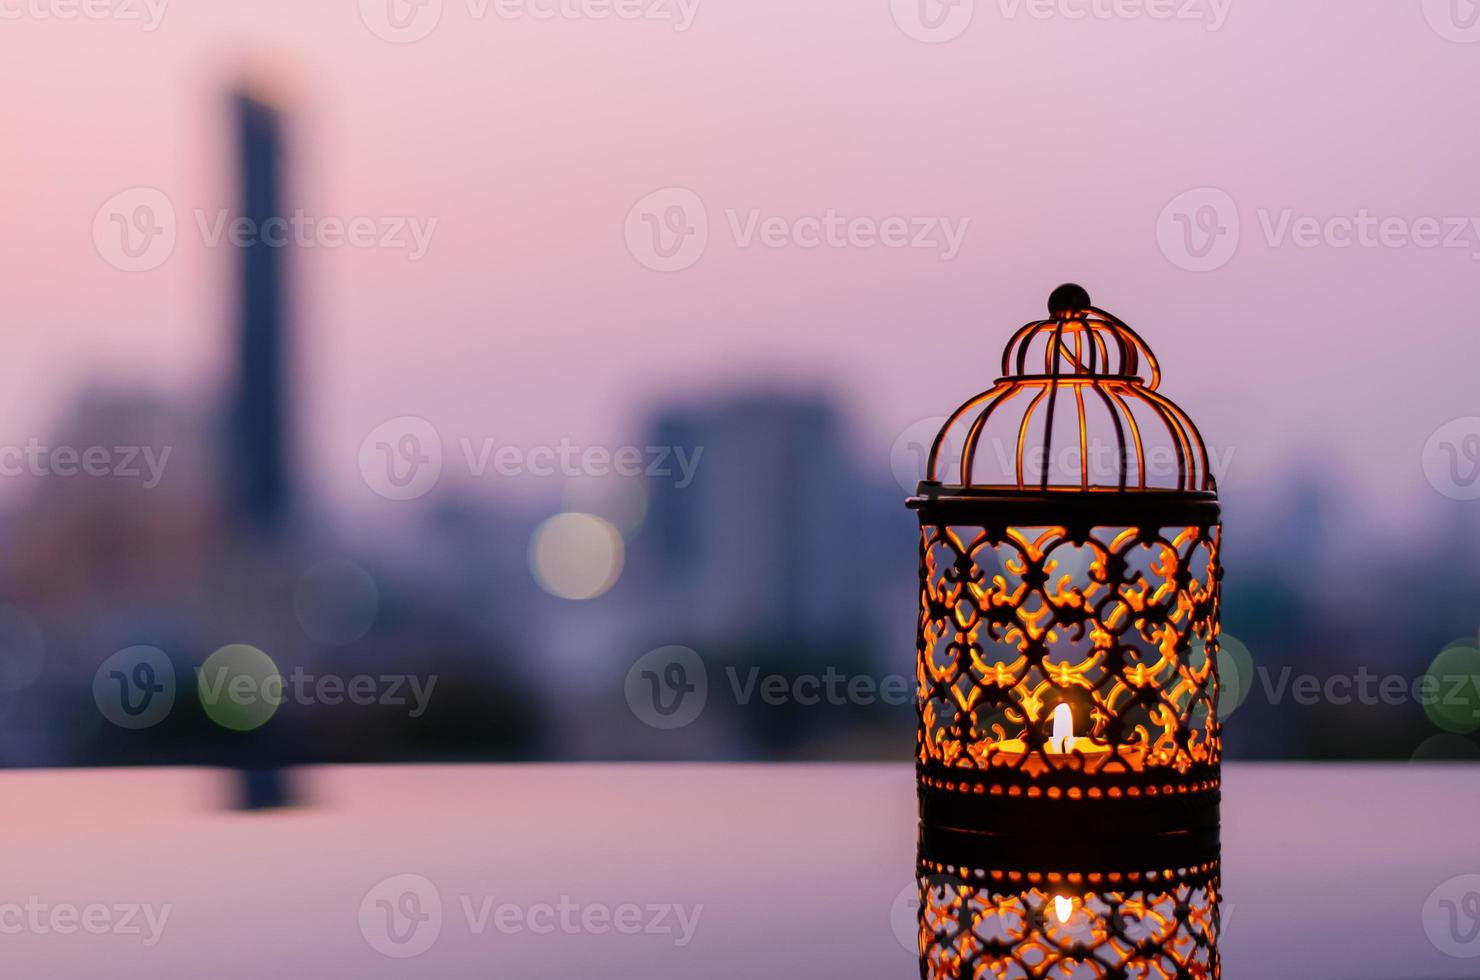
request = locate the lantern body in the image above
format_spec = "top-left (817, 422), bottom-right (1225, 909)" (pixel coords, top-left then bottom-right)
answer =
top-left (909, 288), bottom-right (1222, 837)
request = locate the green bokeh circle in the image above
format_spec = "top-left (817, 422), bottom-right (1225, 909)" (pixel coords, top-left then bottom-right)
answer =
top-left (1422, 645), bottom-right (1480, 735)
top-left (197, 644), bottom-right (282, 732)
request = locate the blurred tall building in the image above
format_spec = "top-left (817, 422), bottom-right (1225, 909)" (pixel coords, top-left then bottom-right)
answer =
top-left (642, 390), bottom-right (869, 660)
top-left (223, 85), bottom-right (296, 807)
top-left (229, 88), bottom-right (292, 535)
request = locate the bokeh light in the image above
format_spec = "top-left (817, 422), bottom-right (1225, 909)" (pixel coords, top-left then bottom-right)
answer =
top-left (295, 558), bottom-right (379, 645)
top-left (1421, 644), bottom-right (1480, 735)
top-left (528, 512), bottom-right (624, 600)
top-left (1209, 633), bottom-right (1253, 722)
top-left (1410, 733), bottom-right (1480, 762)
top-left (560, 475), bottom-right (648, 537)
top-left (197, 644), bottom-right (282, 732)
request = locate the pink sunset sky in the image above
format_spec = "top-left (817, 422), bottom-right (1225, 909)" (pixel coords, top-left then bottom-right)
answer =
top-left (1, 0), bottom-right (1476, 523)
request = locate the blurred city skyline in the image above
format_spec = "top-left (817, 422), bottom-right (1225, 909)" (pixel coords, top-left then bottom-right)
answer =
top-left (1, 0), bottom-right (1476, 531)
top-left (0, 1), bottom-right (1477, 770)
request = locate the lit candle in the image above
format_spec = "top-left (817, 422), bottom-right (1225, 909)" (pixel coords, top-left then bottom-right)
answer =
top-left (1048, 702), bottom-right (1074, 753)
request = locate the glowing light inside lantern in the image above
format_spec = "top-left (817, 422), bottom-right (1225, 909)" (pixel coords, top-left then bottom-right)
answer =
top-left (1049, 702), bottom-right (1074, 753)
top-left (1053, 895), bottom-right (1073, 923)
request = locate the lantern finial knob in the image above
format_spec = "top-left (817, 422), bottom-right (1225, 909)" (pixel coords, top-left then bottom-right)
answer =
top-left (1047, 283), bottom-right (1091, 319)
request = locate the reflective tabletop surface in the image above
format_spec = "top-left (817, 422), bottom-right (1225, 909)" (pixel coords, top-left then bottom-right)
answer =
top-left (8, 763), bottom-right (1477, 978)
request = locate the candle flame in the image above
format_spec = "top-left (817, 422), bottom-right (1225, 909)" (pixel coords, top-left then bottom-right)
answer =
top-left (1053, 895), bottom-right (1073, 923)
top-left (1049, 702), bottom-right (1074, 753)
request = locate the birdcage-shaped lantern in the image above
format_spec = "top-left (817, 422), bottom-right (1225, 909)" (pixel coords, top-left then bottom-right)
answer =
top-left (907, 284), bottom-right (1222, 838)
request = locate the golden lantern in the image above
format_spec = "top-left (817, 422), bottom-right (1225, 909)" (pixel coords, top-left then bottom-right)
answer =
top-left (906, 284), bottom-right (1222, 835)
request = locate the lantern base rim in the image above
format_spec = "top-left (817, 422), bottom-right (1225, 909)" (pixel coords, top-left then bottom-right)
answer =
top-left (918, 761), bottom-right (1221, 838)
top-left (908, 483), bottom-right (1220, 528)
top-left (917, 820), bottom-right (1221, 885)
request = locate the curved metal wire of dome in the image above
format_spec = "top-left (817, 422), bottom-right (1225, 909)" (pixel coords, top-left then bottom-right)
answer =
top-left (925, 287), bottom-right (1215, 494)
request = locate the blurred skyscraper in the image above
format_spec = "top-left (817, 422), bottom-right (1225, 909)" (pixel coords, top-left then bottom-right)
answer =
top-left (225, 84), bottom-right (294, 807)
top-left (229, 88), bottom-right (291, 536)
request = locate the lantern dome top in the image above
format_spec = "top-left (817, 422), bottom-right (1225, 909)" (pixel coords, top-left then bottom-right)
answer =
top-left (920, 285), bottom-right (1216, 496)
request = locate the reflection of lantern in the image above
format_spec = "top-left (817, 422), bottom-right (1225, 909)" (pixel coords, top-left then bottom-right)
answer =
top-left (907, 285), bottom-right (1222, 834)
top-left (916, 828), bottom-right (1221, 977)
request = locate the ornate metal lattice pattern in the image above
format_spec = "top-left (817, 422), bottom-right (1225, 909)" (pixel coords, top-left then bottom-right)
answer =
top-left (916, 518), bottom-right (1221, 789)
top-left (916, 865), bottom-right (1221, 980)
